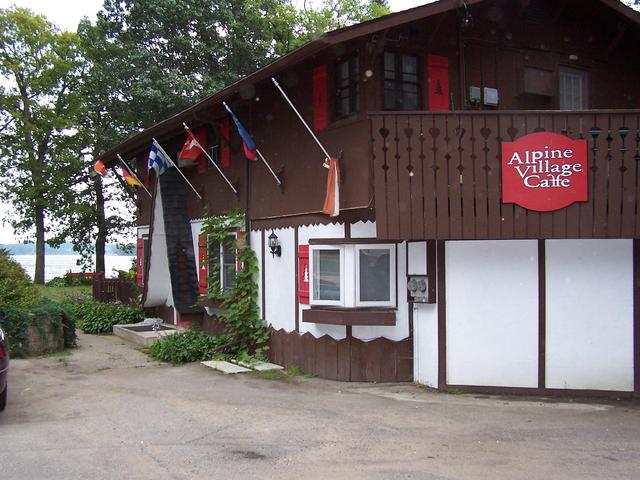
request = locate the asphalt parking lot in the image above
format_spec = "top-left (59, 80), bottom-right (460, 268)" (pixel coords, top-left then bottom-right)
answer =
top-left (1, 333), bottom-right (638, 480)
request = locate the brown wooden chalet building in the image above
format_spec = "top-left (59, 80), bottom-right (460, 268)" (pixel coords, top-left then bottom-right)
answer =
top-left (99, 0), bottom-right (640, 397)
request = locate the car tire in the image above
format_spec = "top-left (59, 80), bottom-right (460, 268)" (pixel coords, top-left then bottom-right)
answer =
top-left (0, 386), bottom-right (6, 411)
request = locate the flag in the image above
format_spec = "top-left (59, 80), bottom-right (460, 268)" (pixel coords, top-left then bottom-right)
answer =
top-left (148, 142), bottom-right (172, 175)
top-left (227, 110), bottom-right (257, 161)
top-left (94, 160), bottom-right (108, 177)
top-left (119, 167), bottom-right (142, 188)
top-left (322, 158), bottom-right (340, 217)
top-left (178, 128), bottom-right (206, 168)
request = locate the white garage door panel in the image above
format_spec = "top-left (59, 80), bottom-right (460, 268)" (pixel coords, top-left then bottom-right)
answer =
top-left (545, 240), bottom-right (634, 391)
top-left (446, 241), bottom-right (539, 388)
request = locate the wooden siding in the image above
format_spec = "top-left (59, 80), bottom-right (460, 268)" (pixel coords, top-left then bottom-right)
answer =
top-left (268, 328), bottom-right (413, 382)
top-left (370, 110), bottom-right (640, 240)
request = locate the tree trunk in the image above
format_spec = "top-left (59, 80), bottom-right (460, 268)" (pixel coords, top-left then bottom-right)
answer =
top-left (34, 203), bottom-right (45, 284)
top-left (94, 174), bottom-right (107, 275)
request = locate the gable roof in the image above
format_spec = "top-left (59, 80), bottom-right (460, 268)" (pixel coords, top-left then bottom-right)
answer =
top-left (98, 0), bottom-right (640, 165)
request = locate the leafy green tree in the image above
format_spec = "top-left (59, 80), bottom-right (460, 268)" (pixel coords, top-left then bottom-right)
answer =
top-left (0, 7), bottom-right (85, 283)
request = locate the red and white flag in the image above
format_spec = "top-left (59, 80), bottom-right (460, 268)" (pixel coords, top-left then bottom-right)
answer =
top-left (322, 158), bottom-right (340, 217)
top-left (178, 129), bottom-right (206, 168)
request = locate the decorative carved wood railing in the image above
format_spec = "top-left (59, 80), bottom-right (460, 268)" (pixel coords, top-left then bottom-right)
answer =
top-left (369, 110), bottom-right (640, 240)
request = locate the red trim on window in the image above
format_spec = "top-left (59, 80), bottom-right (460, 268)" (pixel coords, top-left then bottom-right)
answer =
top-left (220, 118), bottom-right (231, 168)
top-left (312, 65), bottom-right (328, 131)
top-left (136, 237), bottom-right (144, 287)
top-left (198, 233), bottom-right (208, 295)
top-left (427, 54), bottom-right (450, 111)
top-left (298, 244), bottom-right (310, 304)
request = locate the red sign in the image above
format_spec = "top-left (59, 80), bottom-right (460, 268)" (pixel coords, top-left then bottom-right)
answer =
top-left (427, 54), bottom-right (449, 111)
top-left (502, 132), bottom-right (588, 212)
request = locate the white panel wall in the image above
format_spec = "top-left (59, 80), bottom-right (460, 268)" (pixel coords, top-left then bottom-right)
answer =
top-left (545, 240), bottom-right (634, 391)
top-left (264, 227), bottom-right (296, 332)
top-left (353, 241), bottom-right (409, 341)
top-left (413, 303), bottom-right (438, 387)
top-left (446, 240), bottom-right (539, 388)
top-left (350, 220), bottom-right (376, 238)
top-left (190, 220), bottom-right (204, 283)
top-left (298, 223), bottom-right (346, 340)
top-left (249, 230), bottom-right (263, 320)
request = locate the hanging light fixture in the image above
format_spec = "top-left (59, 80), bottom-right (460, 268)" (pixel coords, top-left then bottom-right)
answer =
top-left (268, 231), bottom-right (281, 258)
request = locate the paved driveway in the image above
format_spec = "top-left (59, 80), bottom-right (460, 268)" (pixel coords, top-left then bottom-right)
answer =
top-left (1, 333), bottom-right (639, 480)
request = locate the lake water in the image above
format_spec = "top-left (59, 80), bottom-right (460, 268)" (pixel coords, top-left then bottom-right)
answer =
top-left (11, 255), bottom-right (136, 282)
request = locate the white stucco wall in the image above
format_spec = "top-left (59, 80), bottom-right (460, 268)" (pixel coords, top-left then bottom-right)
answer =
top-left (545, 239), bottom-right (634, 391)
top-left (249, 230), bottom-right (263, 320)
top-left (350, 220), bottom-right (376, 238)
top-left (445, 240), bottom-right (539, 388)
top-left (264, 227), bottom-right (296, 332)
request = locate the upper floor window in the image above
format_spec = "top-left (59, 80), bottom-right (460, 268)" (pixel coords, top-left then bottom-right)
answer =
top-left (559, 67), bottom-right (588, 110)
top-left (335, 56), bottom-right (359, 118)
top-left (384, 51), bottom-right (421, 110)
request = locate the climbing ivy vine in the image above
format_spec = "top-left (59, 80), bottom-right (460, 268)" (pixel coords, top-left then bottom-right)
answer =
top-left (201, 209), bottom-right (269, 358)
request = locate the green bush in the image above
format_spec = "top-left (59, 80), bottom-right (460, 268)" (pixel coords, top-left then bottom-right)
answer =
top-left (0, 301), bottom-right (76, 356)
top-left (33, 301), bottom-right (77, 348)
top-left (0, 248), bottom-right (40, 309)
top-left (69, 300), bottom-right (145, 334)
top-left (148, 330), bottom-right (232, 364)
top-left (0, 308), bottom-right (30, 356)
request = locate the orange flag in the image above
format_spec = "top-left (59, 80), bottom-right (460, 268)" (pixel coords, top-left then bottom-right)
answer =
top-left (322, 158), bottom-right (340, 217)
top-left (93, 159), bottom-right (108, 176)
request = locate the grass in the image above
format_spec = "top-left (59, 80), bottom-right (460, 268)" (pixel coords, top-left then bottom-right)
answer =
top-left (34, 285), bottom-right (92, 302)
top-left (48, 350), bottom-right (69, 366)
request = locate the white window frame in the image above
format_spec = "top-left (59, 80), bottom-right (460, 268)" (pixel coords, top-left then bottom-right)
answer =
top-left (309, 245), bottom-right (345, 306)
top-left (309, 243), bottom-right (396, 308)
top-left (355, 244), bottom-right (396, 307)
top-left (559, 67), bottom-right (588, 111)
top-left (208, 233), bottom-right (237, 292)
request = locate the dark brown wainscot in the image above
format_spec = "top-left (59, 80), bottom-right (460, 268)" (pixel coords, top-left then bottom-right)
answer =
top-left (303, 308), bottom-right (396, 326)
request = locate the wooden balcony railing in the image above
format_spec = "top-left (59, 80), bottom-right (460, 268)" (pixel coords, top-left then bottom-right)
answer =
top-left (369, 110), bottom-right (640, 240)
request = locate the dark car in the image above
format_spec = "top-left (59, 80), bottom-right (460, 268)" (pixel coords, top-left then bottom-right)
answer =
top-left (0, 327), bottom-right (8, 411)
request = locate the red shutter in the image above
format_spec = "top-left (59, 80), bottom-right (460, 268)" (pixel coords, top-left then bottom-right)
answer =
top-left (136, 237), bottom-right (144, 287)
top-left (196, 127), bottom-right (208, 174)
top-left (298, 245), bottom-right (309, 304)
top-left (427, 54), bottom-right (450, 111)
top-left (198, 233), bottom-right (208, 295)
top-left (220, 118), bottom-right (231, 168)
top-left (312, 65), bottom-right (328, 131)
top-left (235, 231), bottom-right (246, 272)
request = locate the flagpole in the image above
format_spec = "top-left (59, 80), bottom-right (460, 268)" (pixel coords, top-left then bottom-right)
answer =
top-left (152, 138), bottom-right (203, 200)
top-left (271, 77), bottom-right (332, 167)
top-left (221, 103), bottom-right (282, 186)
top-left (255, 149), bottom-right (282, 186)
top-left (117, 154), bottom-right (152, 198)
top-left (181, 123), bottom-right (238, 195)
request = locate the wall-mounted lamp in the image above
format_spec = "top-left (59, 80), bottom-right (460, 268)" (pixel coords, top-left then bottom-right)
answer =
top-left (268, 231), bottom-right (281, 258)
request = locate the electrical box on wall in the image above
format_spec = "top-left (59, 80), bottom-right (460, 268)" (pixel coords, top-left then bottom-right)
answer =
top-left (484, 87), bottom-right (499, 106)
top-left (469, 86), bottom-right (481, 104)
top-left (407, 275), bottom-right (429, 303)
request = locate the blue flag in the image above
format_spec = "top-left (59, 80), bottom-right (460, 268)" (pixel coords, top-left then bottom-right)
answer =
top-left (148, 142), bottom-right (172, 175)
top-left (227, 109), bottom-right (257, 161)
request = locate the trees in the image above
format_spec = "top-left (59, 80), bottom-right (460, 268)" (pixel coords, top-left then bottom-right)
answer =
top-left (0, 7), bottom-right (85, 283)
